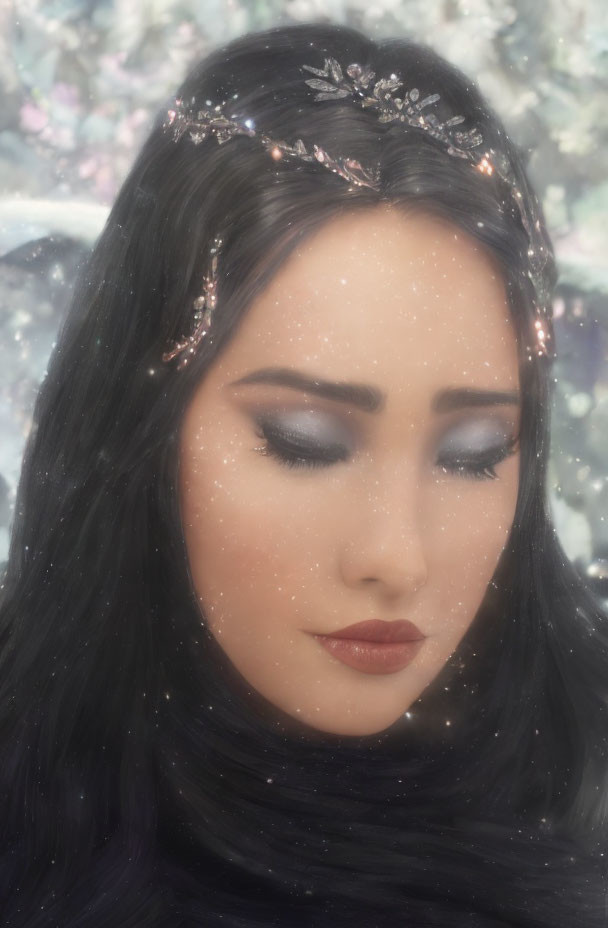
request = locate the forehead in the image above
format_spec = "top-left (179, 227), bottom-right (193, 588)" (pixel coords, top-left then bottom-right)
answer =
top-left (214, 204), bottom-right (519, 396)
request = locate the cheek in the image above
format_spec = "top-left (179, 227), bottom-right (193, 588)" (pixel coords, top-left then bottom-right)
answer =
top-left (179, 450), bottom-right (326, 636)
top-left (427, 459), bottom-right (519, 632)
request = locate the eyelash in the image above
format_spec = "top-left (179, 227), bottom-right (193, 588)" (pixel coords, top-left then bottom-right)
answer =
top-left (253, 422), bottom-right (518, 482)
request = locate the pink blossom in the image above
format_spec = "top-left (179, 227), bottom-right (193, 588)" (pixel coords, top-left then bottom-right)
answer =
top-left (20, 102), bottom-right (48, 133)
top-left (51, 82), bottom-right (80, 108)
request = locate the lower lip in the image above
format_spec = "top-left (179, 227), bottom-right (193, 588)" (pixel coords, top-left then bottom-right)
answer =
top-left (313, 635), bottom-right (426, 675)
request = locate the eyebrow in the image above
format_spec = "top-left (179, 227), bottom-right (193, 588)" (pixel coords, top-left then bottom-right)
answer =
top-left (228, 367), bottom-right (520, 414)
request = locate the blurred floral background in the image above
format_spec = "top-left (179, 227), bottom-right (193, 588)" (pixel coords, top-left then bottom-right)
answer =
top-left (1, 0), bottom-right (607, 593)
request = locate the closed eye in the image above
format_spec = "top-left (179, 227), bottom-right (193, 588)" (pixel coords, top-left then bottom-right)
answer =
top-left (436, 435), bottom-right (518, 481)
top-left (252, 414), bottom-right (518, 480)
top-left (253, 417), bottom-right (350, 469)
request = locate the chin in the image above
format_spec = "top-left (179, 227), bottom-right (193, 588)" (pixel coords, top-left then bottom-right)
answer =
top-left (281, 705), bottom-right (410, 739)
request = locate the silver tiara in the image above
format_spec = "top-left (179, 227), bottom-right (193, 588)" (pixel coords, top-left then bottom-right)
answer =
top-left (161, 56), bottom-right (553, 369)
top-left (303, 58), bottom-right (484, 157)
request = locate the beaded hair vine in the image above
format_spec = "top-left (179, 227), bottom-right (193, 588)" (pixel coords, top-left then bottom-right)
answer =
top-left (161, 56), bottom-right (554, 369)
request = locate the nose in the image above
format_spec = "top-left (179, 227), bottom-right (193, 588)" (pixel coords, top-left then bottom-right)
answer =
top-left (338, 460), bottom-right (429, 599)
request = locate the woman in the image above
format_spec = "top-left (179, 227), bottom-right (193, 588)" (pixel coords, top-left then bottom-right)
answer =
top-left (1, 20), bottom-right (607, 928)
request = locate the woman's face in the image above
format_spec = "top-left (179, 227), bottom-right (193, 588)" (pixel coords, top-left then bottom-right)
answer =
top-left (179, 205), bottom-right (521, 736)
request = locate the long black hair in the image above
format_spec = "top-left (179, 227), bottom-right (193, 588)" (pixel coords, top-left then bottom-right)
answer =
top-left (1, 21), bottom-right (607, 928)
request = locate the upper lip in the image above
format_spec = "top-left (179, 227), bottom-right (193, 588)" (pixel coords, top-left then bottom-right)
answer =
top-left (317, 619), bottom-right (426, 643)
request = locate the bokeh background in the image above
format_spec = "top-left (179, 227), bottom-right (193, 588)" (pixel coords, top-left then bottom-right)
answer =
top-left (1, 0), bottom-right (607, 593)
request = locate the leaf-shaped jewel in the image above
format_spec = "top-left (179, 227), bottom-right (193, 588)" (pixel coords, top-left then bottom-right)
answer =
top-left (419, 94), bottom-right (441, 109)
top-left (445, 114), bottom-right (465, 127)
top-left (457, 129), bottom-right (483, 148)
top-left (302, 63), bottom-right (330, 78)
top-left (328, 57), bottom-right (344, 84)
top-left (304, 78), bottom-right (340, 94)
top-left (373, 78), bottom-right (403, 96)
top-left (313, 89), bottom-right (350, 101)
top-left (409, 88), bottom-right (419, 102)
top-left (357, 67), bottom-right (375, 88)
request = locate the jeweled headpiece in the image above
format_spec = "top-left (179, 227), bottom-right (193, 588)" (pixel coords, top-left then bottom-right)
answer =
top-left (161, 56), bottom-right (554, 369)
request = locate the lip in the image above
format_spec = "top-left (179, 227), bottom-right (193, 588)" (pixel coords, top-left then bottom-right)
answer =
top-left (310, 619), bottom-right (427, 675)
top-left (318, 618), bottom-right (426, 643)
top-left (313, 635), bottom-right (426, 675)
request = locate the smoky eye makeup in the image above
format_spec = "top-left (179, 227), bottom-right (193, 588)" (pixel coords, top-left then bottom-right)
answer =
top-left (252, 408), bottom-right (354, 469)
top-left (437, 418), bottom-right (516, 456)
top-left (249, 405), bottom-right (518, 480)
top-left (434, 417), bottom-right (519, 481)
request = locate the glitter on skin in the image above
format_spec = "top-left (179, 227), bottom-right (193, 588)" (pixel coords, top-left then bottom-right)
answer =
top-left (178, 205), bottom-right (521, 737)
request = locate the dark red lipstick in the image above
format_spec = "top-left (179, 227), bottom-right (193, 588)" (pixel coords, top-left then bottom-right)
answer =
top-left (312, 619), bottom-right (427, 675)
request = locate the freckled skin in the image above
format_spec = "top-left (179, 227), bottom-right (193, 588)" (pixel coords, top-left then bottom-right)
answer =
top-left (178, 205), bottom-right (521, 737)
